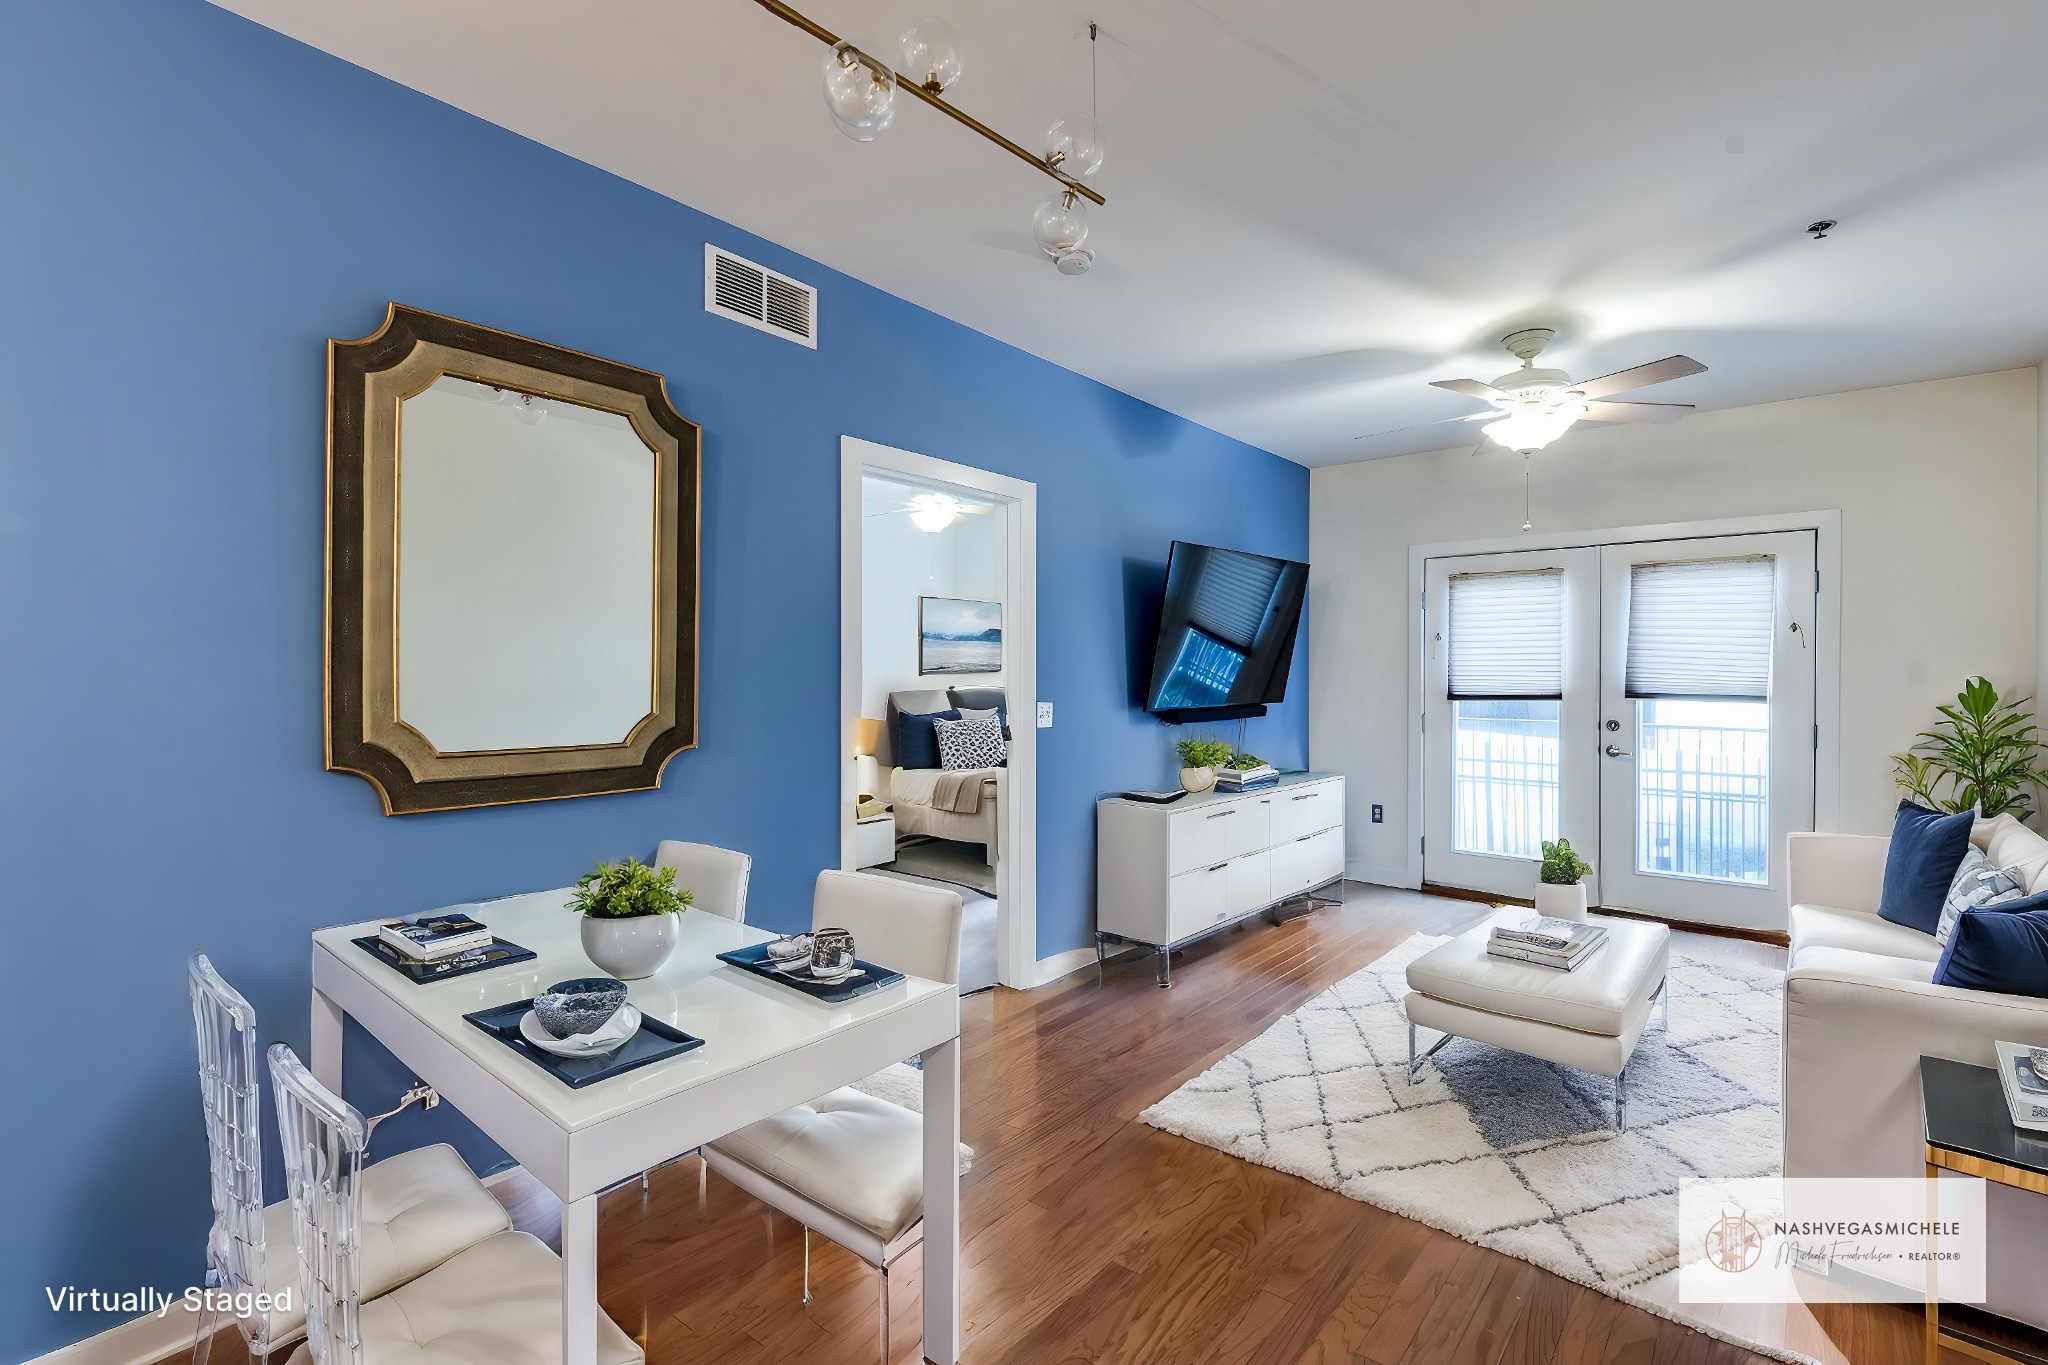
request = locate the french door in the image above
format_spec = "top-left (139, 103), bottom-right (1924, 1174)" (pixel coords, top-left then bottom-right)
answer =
top-left (1423, 531), bottom-right (1817, 930)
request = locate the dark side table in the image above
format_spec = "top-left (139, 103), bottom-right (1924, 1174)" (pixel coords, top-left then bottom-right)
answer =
top-left (1919, 1056), bottom-right (2048, 1365)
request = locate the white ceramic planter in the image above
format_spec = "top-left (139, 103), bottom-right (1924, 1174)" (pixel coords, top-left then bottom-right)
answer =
top-left (1179, 766), bottom-right (1217, 794)
top-left (579, 913), bottom-right (680, 980)
top-left (1532, 882), bottom-right (1589, 921)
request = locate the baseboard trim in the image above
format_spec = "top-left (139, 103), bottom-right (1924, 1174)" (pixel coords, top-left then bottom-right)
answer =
top-left (1418, 883), bottom-right (1791, 947)
top-left (1033, 946), bottom-right (1097, 986)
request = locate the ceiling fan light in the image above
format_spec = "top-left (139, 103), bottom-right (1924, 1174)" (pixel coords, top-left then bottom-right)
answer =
top-left (909, 505), bottom-right (955, 533)
top-left (822, 43), bottom-right (897, 141)
top-left (1482, 407), bottom-right (1577, 453)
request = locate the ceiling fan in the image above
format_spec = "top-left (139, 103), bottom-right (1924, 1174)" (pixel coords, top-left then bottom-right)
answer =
top-left (869, 491), bottom-right (996, 533)
top-left (1365, 329), bottom-right (1707, 452)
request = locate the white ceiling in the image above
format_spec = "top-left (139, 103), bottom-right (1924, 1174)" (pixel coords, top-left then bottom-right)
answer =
top-left (211, 0), bottom-right (2048, 467)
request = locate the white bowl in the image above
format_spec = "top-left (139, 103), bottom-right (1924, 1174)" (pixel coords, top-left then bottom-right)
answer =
top-left (520, 1004), bottom-right (640, 1058)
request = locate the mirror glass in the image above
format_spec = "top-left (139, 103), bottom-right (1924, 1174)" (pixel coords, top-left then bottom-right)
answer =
top-left (395, 375), bottom-right (656, 753)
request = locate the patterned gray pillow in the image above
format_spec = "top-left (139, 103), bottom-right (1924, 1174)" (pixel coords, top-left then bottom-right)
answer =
top-left (1936, 846), bottom-right (2029, 946)
top-left (933, 716), bottom-right (1007, 771)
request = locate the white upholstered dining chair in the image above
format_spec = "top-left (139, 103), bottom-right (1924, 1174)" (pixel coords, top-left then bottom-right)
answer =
top-left (186, 953), bottom-right (512, 1365)
top-left (267, 1042), bottom-right (644, 1365)
top-left (652, 839), bottom-right (753, 922)
top-left (702, 870), bottom-right (963, 1363)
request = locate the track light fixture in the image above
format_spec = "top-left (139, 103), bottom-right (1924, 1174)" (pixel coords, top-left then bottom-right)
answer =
top-left (750, 1), bottom-right (1111, 275)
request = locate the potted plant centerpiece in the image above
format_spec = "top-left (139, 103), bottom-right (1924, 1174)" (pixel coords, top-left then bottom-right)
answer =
top-left (1535, 838), bottom-right (1593, 921)
top-left (1175, 734), bottom-right (1233, 794)
top-left (570, 856), bottom-right (694, 979)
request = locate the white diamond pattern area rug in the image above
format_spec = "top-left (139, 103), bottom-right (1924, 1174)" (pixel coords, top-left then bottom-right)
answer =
top-left (1141, 933), bottom-right (1805, 1361)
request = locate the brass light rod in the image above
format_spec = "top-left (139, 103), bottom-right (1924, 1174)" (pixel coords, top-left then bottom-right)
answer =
top-left (747, 0), bottom-right (1109, 207)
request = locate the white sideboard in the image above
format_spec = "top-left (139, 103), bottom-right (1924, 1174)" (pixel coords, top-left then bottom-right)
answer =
top-left (1095, 771), bottom-right (1345, 987)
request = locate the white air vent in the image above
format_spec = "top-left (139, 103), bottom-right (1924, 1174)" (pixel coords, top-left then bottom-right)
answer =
top-left (704, 244), bottom-right (818, 348)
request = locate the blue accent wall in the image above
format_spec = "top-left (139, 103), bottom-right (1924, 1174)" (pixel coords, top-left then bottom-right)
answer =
top-left (0, 1), bottom-right (1307, 1356)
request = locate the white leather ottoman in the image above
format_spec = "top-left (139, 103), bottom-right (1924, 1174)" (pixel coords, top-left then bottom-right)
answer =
top-left (1403, 909), bottom-right (1671, 1129)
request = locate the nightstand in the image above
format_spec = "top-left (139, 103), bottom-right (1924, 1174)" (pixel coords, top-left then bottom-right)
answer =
top-left (855, 811), bottom-right (896, 870)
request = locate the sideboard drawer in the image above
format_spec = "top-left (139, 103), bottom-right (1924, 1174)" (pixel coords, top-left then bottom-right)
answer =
top-left (1168, 862), bottom-right (1230, 942)
top-left (1167, 796), bottom-right (1268, 874)
top-left (1271, 826), bottom-right (1344, 900)
top-left (1271, 779), bottom-right (1342, 844)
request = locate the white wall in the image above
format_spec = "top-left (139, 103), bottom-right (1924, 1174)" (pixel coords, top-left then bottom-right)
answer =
top-left (1310, 368), bottom-right (2039, 887)
top-left (860, 482), bottom-right (1002, 754)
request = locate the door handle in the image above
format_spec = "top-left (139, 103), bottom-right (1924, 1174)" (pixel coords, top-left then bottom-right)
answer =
top-left (1605, 744), bottom-right (1630, 758)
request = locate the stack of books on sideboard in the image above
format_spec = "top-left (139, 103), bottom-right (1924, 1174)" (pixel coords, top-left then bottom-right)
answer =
top-left (1487, 917), bottom-right (1607, 971)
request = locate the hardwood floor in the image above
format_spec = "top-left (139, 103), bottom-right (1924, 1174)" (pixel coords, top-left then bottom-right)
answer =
top-left (179, 884), bottom-right (1967, 1365)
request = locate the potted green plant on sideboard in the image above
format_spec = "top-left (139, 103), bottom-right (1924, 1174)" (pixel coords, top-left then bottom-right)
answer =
top-left (569, 856), bottom-right (694, 979)
top-left (1174, 734), bottom-right (1233, 794)
top-left (1535, 838), bottom-right (1593, 920)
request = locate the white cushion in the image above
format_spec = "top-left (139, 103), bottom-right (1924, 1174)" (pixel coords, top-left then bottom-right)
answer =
top-left (1975, 813), bottom-right (2048, 892)
top-left (1404, 911), bottom-right (1669, 1037)
top-left (285, 1231), bottom-right (641, 1365)
top-left (1788, 903), bottom-right (1942, 963)
top-left (262, 1142), bottom-right (510, 1340)
top-left (705, 1088), bottom-right (924, 1245)
top-left (1788, 945), bottom-right (1938, 983)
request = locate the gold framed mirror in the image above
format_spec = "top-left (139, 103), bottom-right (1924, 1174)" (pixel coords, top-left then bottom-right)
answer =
top-left (327, 304), bottom-right (699, 814)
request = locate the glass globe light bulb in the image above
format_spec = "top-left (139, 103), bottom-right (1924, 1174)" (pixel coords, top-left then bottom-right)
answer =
top-left (897, 19), bottom-right (964, 93)
top-left (1044, 113), bottom-right (1105, 180)
top-left (1030, 191), bottom-right (1094, 275)
top-left (512, 394), bottom-right (547, 427)
top-left (822, 43), bottom-right (897, 142)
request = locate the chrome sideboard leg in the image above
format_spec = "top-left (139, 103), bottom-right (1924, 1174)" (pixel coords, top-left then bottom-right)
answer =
top-left (1156, 946), bottom-right (1173, 989)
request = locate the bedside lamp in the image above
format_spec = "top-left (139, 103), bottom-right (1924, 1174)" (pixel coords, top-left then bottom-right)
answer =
top-left (852, 717), bottom-right (883, 802)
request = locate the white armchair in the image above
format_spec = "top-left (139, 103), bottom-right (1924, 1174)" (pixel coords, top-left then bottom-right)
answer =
top-left (1782, 831), bottom-right (2048, 1333)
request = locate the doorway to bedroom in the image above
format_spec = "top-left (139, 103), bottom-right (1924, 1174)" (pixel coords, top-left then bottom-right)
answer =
top-left (839, 437), bottom-right (1038, 993)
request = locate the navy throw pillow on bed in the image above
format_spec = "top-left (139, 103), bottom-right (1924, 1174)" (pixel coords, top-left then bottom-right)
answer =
top-left (1932, 900), bottom-right (2048, 997)
top-left (893, 709), bottom-right (959, 771)
top-left (1877, 800), bottom-right (1974, 936)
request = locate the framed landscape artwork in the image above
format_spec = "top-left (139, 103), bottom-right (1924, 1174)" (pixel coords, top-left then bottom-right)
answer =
top-left (919, 596), bottom-right (1002, 675)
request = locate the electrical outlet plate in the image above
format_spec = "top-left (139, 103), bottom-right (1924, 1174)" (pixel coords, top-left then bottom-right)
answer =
top-left (1037, 701), bottom-right (1053, 728)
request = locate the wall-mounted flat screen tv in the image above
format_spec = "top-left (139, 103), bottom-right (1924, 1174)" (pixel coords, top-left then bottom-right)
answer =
top-left (1143, 541), bottom-right (1308, 723)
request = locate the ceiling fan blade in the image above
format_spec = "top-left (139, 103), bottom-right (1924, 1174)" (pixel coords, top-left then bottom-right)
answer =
top-left (1578, 399), bottom-right (1694, 425)
top-left (1430, 378), bottom-right (1507, 402)
top-left (1353, 414), bottom-right (1486, 441)
top-left (956, 504), bottom-right (995, 515)
top-left (1569, 356), bottom-right (1706, 400)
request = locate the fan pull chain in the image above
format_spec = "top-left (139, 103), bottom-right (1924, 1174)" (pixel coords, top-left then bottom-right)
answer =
top-left (1522, 454), bottom-right (1533, 532)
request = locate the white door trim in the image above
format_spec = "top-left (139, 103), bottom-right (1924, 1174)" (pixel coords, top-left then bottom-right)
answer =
top-left (840, 436), bottom-right (1039, 988)
top-left (1403, 509), bottom-right (1842, 892)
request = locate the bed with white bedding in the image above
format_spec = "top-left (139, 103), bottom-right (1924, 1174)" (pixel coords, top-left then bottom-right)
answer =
top-left (883, 686), bottom-right (1007, 865)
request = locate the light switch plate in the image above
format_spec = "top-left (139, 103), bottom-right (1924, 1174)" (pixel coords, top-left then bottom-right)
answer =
top-left (1037, 701), bottom-right (1053, 728)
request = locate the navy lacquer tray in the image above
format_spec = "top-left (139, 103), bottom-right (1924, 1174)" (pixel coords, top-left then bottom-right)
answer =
top-left (462, 1001), bottom-right (704, 1089)
top-left (717, 942), bottom-right (906, 1002)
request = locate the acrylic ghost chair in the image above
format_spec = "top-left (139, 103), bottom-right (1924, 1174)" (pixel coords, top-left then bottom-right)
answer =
top-left (267, 1042), bottom-right (644, 1365)
top-left (650, 840), bottom-right (753, 922)
top-left (702, 870), bottom-right (963, 1364)
top-left (187, 953), bottom-right (511, 1364)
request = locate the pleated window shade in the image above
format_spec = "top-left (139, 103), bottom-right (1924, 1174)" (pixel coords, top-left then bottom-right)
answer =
top-left (1624, 556), bottom-right (1775, 701)
top-left (1446, 570), bottom-right (1564, 700)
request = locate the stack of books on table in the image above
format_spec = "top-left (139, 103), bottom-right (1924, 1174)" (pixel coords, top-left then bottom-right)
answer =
top-left (1487, 917), bottom-right (1608, 971)
top-left (378, 912), bottom-right (492, 962)
top-left (1214, 763), bottom-right (1279, 790)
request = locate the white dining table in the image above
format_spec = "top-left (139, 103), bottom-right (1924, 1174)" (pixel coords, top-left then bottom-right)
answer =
top-left (309, 890), bottom-right (961, 1365)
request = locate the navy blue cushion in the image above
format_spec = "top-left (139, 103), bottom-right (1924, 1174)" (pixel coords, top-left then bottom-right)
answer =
top-left (1932, 899), bottom-right (2048, 997)
top-left (893, 708), bottom-right (959, 770)
top-left (1878, 801), bottom-right (1974, 935)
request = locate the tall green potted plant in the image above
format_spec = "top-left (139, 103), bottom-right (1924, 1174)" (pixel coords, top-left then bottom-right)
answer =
top-left (569, 857), bottom-right (693, 979)
top-left (1891, 676), bottom-right (2048, 821)
top-left (1534, 838), bottom-right (1593, 921)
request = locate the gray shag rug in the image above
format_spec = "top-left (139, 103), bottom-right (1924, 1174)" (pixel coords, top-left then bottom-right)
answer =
top-left (1142, 933), bottom-right (1808, 1362)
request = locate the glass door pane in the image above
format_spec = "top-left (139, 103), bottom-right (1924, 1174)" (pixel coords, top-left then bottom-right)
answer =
top-left (1453, 699), bottom-right (1560, 859)
top-left (1634, 699), bottom-right (1770, 883)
